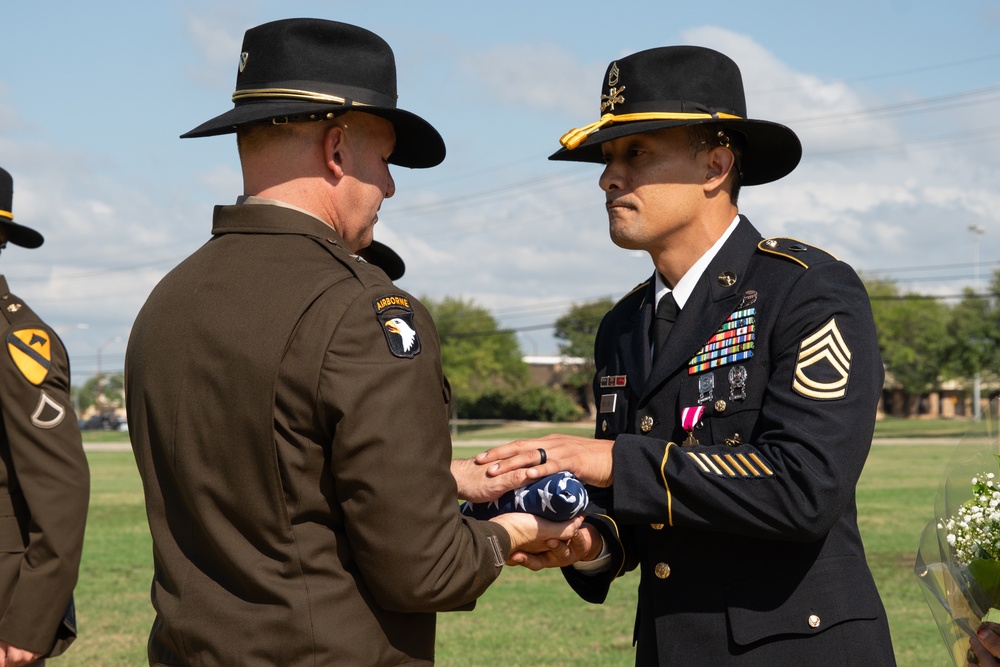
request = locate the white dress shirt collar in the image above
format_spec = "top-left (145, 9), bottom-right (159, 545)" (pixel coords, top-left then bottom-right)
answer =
top-left (654, 215), bottom-right (741, 310)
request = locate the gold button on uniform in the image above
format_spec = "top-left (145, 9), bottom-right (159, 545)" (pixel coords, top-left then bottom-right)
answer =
top-left (654, 562), bottom-right (671, 579)
top-left (714, 399), bottom-right (727, 413)
top-left (650, 523), bottom-right (664, 530)
top-left (808, 614), bottom-right (821, 628)
top-left (640, 415), bottom-right (654, 433)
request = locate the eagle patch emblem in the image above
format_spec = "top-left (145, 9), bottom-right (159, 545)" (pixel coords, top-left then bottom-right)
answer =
top-left (792, 317), bottom-right (852, 400)
top-left (373, 294), bottom-right (421, 359)
top-left (7, 328), bottom-right (52, 385)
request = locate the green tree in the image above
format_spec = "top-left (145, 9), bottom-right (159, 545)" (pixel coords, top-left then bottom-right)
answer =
top-left (423, 297), bottom-right (582, 421)
top-left (422, 296), bottom-right (528, 403)
top-left (554, 298), bottom-right (614, 414)
top-left (72, 372), bottom-right (125, 414)
top-left (945, 284), bottom-right (999, 380)
top-left (866, 279), bottom-right (951, 415)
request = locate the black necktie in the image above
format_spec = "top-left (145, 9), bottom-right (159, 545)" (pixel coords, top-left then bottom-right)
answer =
top-left (652, 292), bottom-right (679, 360)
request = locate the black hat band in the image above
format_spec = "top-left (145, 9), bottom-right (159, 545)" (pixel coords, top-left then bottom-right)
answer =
top-left (561, 110), bottom-right (743, 150)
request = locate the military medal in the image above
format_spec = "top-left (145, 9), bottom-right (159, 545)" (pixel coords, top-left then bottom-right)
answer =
top-left (680, 406), bottom-right (704, 447)
top-left (697, 373), bottom-right (715, 404)
top-left (738, 289), bottom-right (758, 309)
top-left (729, 365), bottom-right (747, 401)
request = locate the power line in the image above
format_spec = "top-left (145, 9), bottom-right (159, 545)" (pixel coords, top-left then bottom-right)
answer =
top-left (438, 289), bottom-right (998, 341)
top-left (751, 52), bottom-right (1000, 95)
top-left (790, 84), bottom-right (1000, 127)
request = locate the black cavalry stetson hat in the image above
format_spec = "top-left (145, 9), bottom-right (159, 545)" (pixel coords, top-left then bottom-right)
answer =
top-left (357, 240), bottom-right (405, 281)
top-left (549, 46), bottom-right (801, 185)
top-left (181, 18), bottom-right (445, 169)
top-left (0, 167), bottom-right (44, 249)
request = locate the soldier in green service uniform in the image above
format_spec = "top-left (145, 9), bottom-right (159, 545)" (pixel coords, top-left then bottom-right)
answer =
top-left (0, 166), bottom-right (89, 667)
top-left (125, 19), bottom-right (579, 667)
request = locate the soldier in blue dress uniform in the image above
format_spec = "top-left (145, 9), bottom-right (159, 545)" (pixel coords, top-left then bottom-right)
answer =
top-left (478, 46), bottom-right (896, 666)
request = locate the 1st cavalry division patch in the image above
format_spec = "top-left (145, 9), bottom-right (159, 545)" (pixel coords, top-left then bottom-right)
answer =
top-left (373, 294), bottom-right (421, 359)
top-left (792, 317), bottom-right (852, 400)
top-left (7, 328), bottom-right (52, 385)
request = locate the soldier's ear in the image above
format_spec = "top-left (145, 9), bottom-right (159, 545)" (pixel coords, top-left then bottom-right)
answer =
top-left (703, 146), bottom-right (735, 192)
top-left (324, 124), bottom-right (348, 178)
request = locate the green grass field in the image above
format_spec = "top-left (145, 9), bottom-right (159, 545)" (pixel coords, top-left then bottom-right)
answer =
top-left (63, 420), bottom-right (985, 666)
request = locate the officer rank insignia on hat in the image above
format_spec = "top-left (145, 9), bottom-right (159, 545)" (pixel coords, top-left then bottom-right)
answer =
top-left (6, 328), bottom-right (52, 385)
top-left (792, 317), bottom-right (851, 400)
top-left (373, 294), bottom-right (421, 359)
top-left (688, 307), bottom-right (756, 375)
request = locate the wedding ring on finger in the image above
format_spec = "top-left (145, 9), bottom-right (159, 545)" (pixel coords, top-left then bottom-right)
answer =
top-left (537, 448), bottom-right (547, 465)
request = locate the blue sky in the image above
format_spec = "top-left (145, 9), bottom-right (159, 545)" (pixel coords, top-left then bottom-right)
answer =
top-left (2, 1), bottom-right (998, 381)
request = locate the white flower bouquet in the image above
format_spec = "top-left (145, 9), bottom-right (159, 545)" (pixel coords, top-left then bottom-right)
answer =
top-left (916, 398), bottom-right (1000, 665)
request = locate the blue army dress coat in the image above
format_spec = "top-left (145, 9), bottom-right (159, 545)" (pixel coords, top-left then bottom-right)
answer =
top-left (127, 204), bottom-right (511, 666)
top-left (564, 217), bottom-right (896, 665)
top-left (0, 277), bottom-right (88, 658)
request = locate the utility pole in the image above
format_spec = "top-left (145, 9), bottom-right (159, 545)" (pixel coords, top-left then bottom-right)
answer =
top-left (969, 224), bottom-right (986, 420)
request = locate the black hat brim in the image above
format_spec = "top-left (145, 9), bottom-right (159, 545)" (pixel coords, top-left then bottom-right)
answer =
top-left (180, 101), bottom-right (445, 169)
top-left (357, 240), bottom-right (405, 280)
top-left (549, 117), bottom-right (801, 186)
top-left (2, 220), bottom-right (44, 249)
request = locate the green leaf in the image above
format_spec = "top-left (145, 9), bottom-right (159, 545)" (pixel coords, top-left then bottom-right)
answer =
top-left (969, 558), bottom-right (1000, 600)
top-left (984, 607), bottom-right (1000, 625)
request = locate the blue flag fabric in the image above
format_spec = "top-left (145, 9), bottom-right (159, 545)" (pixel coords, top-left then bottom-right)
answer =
top-left (460, 471), bottom-right (588, 521)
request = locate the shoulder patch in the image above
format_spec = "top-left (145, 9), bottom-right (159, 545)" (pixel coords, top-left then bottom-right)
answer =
top-left (32, 390), bottom-right (67, 428)
top-left (373, 294), bottom-right (421, 359)
top-left (792, 317), bottom-right (852, 400)
top-left (757, 237), bottom-right (838, 270)
top-left (7, 328), bottom-right (53, 385)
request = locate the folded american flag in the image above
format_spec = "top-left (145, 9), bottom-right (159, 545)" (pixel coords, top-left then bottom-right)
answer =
top-left (460, 471), bottom-right (588, 521)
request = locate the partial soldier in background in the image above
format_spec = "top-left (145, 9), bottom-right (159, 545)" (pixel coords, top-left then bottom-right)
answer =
top-left (0, 167), bottom-right (89, 666)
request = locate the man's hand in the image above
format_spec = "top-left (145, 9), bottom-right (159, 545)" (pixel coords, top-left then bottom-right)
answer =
top-left (451, 457), bottom-right (532, 503)
top-left (475, 434), bottom-right (614, 488)
top-left (0, 640), bottom-right (42, 667)
top-left (508, 523), bottom-right (603, 572)
top-left (488, 512), bottom-right (584, 563)
top-left (969, 622), bottom-right (1000, 665)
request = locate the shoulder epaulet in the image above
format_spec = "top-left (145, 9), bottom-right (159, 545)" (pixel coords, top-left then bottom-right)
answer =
top-left (307, 235), bottom-right (388, 289)
top-left (756, 237), bottom-right (839, 270)
top-left (613, 279), bottom-right (650, 309)
top-left (0, 289), bottom-right (38, 328)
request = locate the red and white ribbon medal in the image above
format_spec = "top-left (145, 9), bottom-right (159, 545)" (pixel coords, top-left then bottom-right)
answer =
top-left (680, 405), bottom-right (705, 446)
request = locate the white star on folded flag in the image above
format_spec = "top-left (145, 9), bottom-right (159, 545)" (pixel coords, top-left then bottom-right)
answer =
top-left (537, 482), bottom-right (555, 513)
top-left (514, 487), bottom-right (529, 511)
top-left (459, 471), bottom-right (588, 521)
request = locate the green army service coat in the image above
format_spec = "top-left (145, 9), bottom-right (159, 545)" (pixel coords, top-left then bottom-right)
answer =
top-left (0, 276), bottom-right (88, 657)
top-left (126, 203), bottom-right (510, 666)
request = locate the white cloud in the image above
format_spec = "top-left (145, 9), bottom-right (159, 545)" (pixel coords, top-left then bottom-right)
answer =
top-left (681, 26), bottom-right (893, 153)
top-left (183, 12), bottom-right (245, 88)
